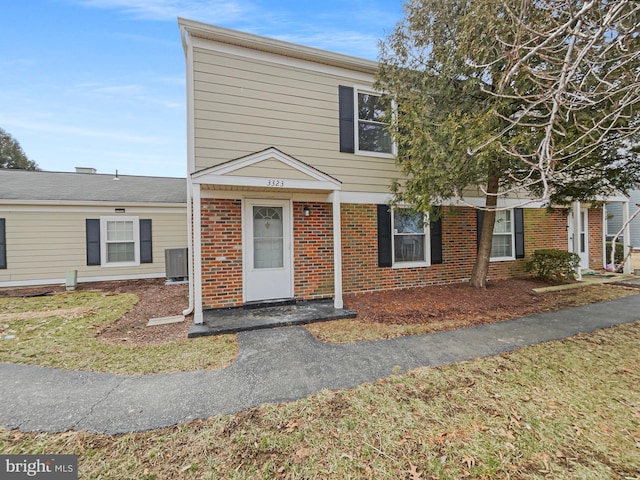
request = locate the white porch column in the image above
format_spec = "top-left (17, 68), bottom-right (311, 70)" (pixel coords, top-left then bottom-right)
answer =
top-left (193, 184), bottom-right (204, 324)
top-left (331, 190), bottom-right (343, 309)
top-left (623, 199), bottom-right (632, 274)
top-left (573, 201), bottom-right (582, 280)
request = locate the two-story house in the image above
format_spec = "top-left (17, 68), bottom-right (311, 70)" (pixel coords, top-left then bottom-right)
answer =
top-left (178, 18), bottom-right (618, 326)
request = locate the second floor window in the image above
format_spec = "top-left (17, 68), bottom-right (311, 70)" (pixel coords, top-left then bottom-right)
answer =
top-left (357, 91), bottom-right (393, 155)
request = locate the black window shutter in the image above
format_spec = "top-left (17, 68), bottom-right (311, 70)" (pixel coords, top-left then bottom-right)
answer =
top-left (86, 219), bottom-right (101, 266)
top-left (430, 217), bottom-right (443, 264)
top-left (377, 205), bottom-right (392, 267)
top-left (514, 208), bottom-right (525, 259)
top-left (476, 210), bottom-right (484, 250)
top-left (140, 219), bottom-right (153, 264)
top-left (0, 218), bottom-right (6, 269)
top-left (339, 86), bottom-right (355, 153)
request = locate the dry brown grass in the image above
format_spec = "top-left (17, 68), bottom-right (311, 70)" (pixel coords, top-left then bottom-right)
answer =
top-left (2, 319), bottom-right (639, 479)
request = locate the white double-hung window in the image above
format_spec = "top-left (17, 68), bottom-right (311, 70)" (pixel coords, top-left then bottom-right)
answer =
top-left (355, 88), bottom-right (394, 156)
top-left (491, 210), bottom-right (515, 260)
top-left (100, 216), bottom-right (140, 266)
top-left (392, 208), bottom-right (429, 267)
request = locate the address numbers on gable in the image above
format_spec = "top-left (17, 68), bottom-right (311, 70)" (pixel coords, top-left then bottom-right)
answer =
top-left (266, 179), bottom-right (285, 187)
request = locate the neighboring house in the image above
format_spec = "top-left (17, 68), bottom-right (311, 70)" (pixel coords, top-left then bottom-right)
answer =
top-left (606, 189), bottom-right (640, 247)
top-left (0, 168), bottom-right (187, 288)
top-left (178, 19), bottom-right (613, 324)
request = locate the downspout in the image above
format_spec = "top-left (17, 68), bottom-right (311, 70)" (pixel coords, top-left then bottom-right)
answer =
top-left (332, 190), bottom-right (343, 309)
top-left (602, 204), bottom-right (607, 270)
top-left (180, 22), bottom-right (196, 317)
top-left (182, 179), bottom-right (194, 317)
top-left (572, 201), bottom-right (582, 280)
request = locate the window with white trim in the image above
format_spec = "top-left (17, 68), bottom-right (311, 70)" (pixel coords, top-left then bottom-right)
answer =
top-left (392, 208), bottom-right (429, 267)
top-left (355, 88), bottom-right (394, 156)
top-left (491, 209), bottom-right (515, 260)
top-left (100, 216), bottom-right (140, 267)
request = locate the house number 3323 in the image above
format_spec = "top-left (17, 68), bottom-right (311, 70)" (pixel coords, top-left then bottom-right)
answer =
top-left (266, 179), bottom-right (285, 187)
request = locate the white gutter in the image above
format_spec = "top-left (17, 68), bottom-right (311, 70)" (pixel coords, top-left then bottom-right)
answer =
top-left (182, 178), bottom-right (194, 317)
top-left (181, 22), bottom-right (196, 318)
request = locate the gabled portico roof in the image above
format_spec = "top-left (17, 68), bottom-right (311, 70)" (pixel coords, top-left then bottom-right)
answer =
top-left (191, 147), bottom-right (342, 191)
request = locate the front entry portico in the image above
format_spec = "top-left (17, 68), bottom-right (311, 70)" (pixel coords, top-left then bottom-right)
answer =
top-left (189, 148), bottom-right (344, 324)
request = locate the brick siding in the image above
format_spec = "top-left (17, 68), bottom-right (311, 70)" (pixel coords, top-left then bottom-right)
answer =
top-left (588, 208), bottom-right (603, 269)
top-left (200, 198), bottom-right (243, 309)
top-left (199, 199), bottom-right (596, 309)
top-left (293, 202), bottom-right (334, 299)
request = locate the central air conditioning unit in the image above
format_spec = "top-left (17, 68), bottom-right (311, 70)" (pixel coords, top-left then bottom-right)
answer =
top-left (165, 248), bottom-right (189, 281)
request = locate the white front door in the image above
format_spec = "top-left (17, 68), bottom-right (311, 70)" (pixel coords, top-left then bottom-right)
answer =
top-left (568, 208), bottom-right (589, 269)
top-left (243, 199), bottom-right (293, 303)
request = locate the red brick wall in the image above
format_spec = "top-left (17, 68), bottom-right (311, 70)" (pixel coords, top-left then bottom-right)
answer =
top-left (198, 198), bottom-right (587, 309)
top-left (293, 202), bottom-right (334, 299)
top-left (524, 208), bottom-right (568, 252)
top-left (200, 198), bottom-right (243, 309)
top-left (588, 208), bottom-right (603, 269)
top-left (341, 204), bottom-right (571, 294)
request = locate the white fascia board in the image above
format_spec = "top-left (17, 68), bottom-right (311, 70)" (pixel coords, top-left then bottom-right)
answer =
top-left (193, 175), bottom-right (340, 191)
top-left (0, 200), bottom-right (185, 208)
top-left (339, 191), bottom-right (393, 205)
top-left (442, 197), bottom-right (548, 208)
top-left (0, 202), bottom-right (186, 214)
top-left (180, 18), bottom-right (378, 76)
top-left (597, 194), bottom-right (629, 203)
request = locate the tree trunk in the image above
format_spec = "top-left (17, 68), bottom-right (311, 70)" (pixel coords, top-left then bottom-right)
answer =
top-left (469, 173), bottom-right (500, 288)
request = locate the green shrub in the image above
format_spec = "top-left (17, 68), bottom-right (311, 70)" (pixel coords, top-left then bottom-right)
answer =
top-left (526, 249), bottom-right (581, 282)
top-left (605, 241), bottom-right (624, 264)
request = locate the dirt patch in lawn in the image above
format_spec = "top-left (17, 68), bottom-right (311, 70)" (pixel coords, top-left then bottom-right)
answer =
top-left (1, 277), bottom-right (638, 346)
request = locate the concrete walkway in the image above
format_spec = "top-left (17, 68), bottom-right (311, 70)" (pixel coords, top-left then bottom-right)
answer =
top-left (1, 295), bottom-right (639, 434)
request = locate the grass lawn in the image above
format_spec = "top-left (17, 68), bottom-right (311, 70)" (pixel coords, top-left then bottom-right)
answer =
top-left (0, 291), bottom-right (237, 374)
top-left (1, 320), bottom-right (639, 479)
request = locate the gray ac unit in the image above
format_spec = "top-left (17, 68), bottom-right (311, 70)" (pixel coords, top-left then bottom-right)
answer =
top-left (165, 248), bottom-right (189, 280)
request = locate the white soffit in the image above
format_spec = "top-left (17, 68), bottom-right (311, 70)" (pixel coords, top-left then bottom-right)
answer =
top-left (191, 147), bottom-right (342, 191)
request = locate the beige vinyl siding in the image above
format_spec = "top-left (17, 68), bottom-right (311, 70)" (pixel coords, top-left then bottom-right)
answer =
top-left (0, 206), bottom-right (187, 286)
top-left (230, 160), bottom-right (317, 180)
top-left (192, 47), bottom-right (399, 193)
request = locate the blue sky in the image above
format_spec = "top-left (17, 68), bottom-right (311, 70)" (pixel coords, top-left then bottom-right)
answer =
top-left (1, 0), bottom-right (404, 178)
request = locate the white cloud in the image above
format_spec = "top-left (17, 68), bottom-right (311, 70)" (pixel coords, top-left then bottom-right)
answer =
top-left (274, 31), bottom-right (381, 60)
top-left (67, 0), bottom-right (393, 59)
top-left (72, 81), bottom-right (184, 109)
top-left (0, 116), bottom-right (164, 144)
top-left (70, 0), bottom-right (251, 23)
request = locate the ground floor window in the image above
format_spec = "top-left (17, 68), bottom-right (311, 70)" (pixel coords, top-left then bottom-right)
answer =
top-left (491, 209), bottom-right (515, 260)
top-left (101, 217), bottom-right (140, 266)
top-left (392, 208), bottom-right (429, 266)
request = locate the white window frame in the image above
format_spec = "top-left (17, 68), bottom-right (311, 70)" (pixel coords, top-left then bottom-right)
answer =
top-left (354, 85), bottom-right (396, 158)
top-left (490, 209), bottom-right (516, 261)
top-left (391, 208), bottom-right (430, 268)
top-left (100, 216), bottom-right (140, 267)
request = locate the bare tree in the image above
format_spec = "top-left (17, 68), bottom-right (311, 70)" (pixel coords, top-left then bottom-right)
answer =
top-left (470, 0), bottom-right (640, 205)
